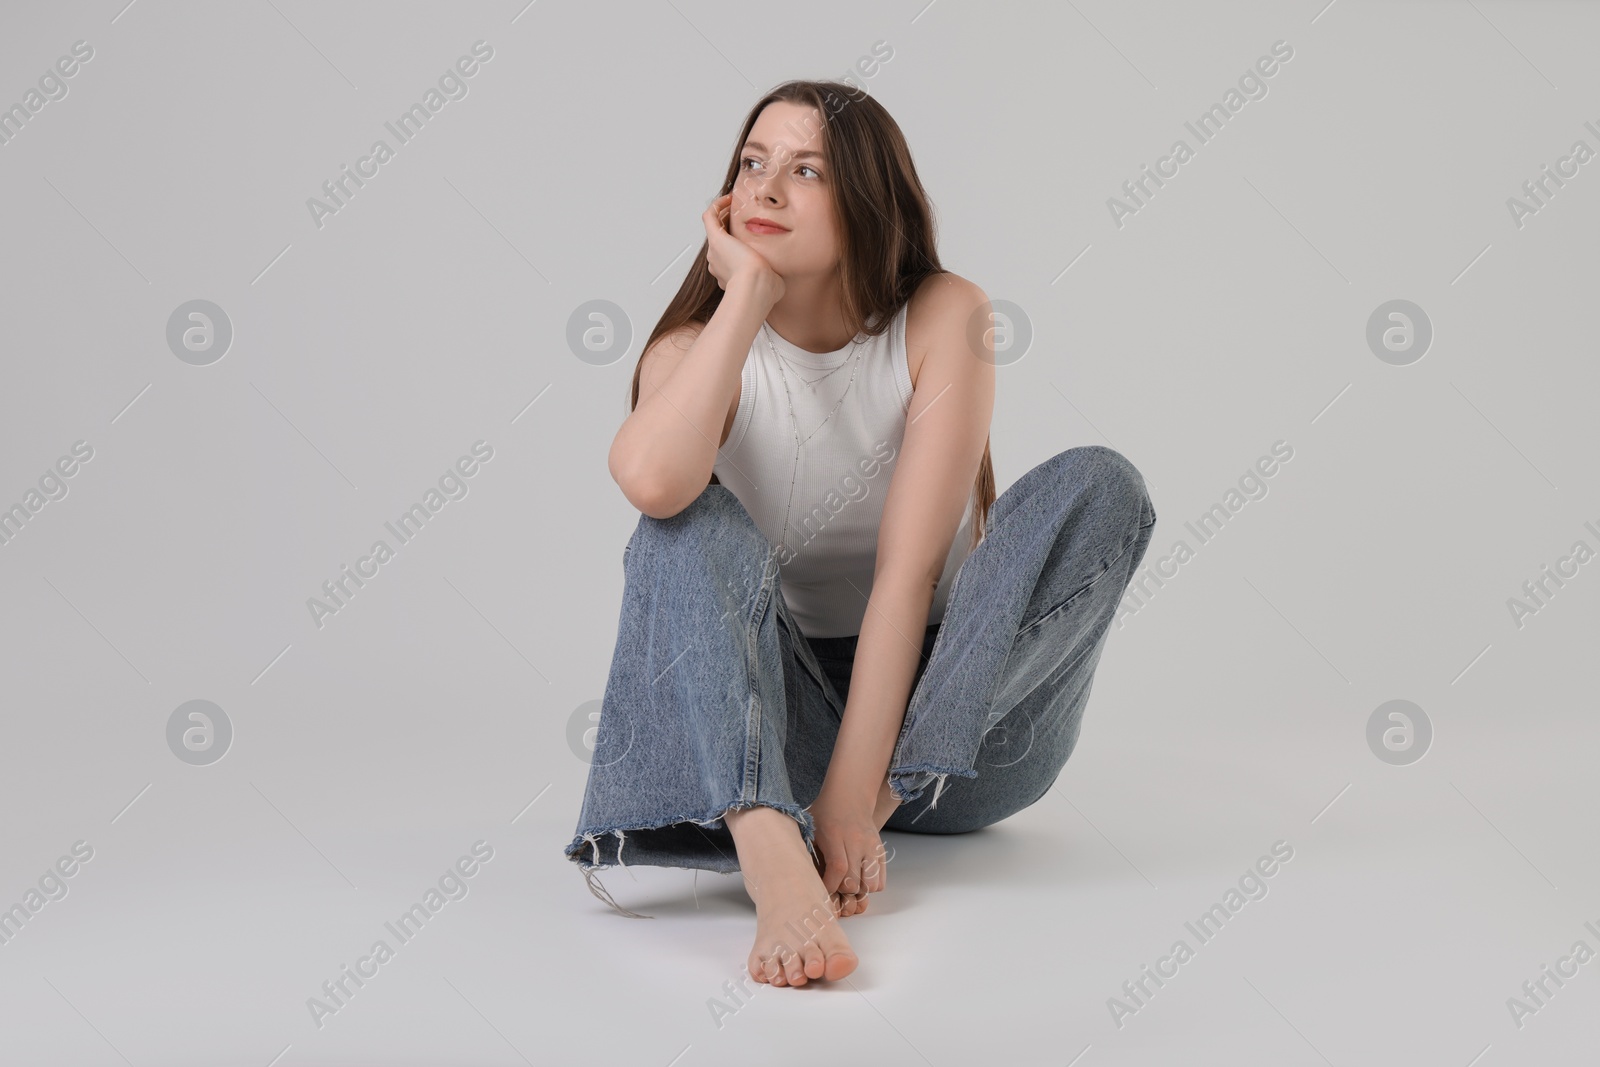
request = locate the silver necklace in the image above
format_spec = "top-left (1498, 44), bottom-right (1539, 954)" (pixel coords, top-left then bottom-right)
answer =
top-left (763, 323), bottom-right (866, 389)
top-left (765, 324), bottom-right (865, 557)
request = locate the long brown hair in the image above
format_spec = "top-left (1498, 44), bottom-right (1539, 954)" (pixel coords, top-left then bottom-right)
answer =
top-left (628, 79), bottom-right (995, 551)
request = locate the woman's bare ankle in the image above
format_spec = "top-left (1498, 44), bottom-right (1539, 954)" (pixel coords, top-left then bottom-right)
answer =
top-left (724, 806), bottom-right (813, 885)
top-left (725, 804), bottom-right (803, 844)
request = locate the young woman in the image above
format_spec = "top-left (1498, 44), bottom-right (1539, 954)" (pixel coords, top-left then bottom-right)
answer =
top-left (565, 80), bottom-right (1156, 988)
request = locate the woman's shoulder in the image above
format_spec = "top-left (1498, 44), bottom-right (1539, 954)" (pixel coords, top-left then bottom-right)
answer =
top-left (903, 272), bottom-right (992, 385)
top-left (905, 271), bottom-right (991, 335)
top-left (909, 270), bottom-right (987, 304)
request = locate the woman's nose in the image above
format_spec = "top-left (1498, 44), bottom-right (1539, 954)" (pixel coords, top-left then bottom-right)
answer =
top-left (748, 171), bottom-right (781, 202)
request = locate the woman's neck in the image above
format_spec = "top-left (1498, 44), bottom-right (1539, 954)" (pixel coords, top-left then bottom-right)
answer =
top-left (763, 274), bottom-right (854, 354)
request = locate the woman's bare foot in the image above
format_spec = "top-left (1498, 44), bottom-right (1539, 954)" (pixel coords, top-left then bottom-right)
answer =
top-left (725, 805), bottom-right (858, 987)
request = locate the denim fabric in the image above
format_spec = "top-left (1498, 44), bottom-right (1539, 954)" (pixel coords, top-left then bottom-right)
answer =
top-left (564, 445), bottom-right (1157, 915)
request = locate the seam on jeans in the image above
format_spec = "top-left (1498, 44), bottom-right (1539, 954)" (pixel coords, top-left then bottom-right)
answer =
top-left (741, 548), bottom-right (779, 802)
top-left (778, 602), bottom-right (842, 718)
top-left (1014, 524), bottom-right (1148, 638)
top-left (888, 625), bottom-right (944, 766)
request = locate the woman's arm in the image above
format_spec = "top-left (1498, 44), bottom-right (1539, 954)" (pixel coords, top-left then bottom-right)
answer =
top-left (816, 273), bottom-right (997, 815)
top-left (609, 285), bottom-right (765, 519)
top-left (610, 196), bottom-right (784, 519)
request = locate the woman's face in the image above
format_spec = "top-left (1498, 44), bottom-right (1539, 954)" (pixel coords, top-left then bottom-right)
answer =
top-left (730, 101), bottom-right (840, 279)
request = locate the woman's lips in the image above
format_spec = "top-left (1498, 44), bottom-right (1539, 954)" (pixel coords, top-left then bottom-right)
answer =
top-left (744, 220), bottom-right (789, 235)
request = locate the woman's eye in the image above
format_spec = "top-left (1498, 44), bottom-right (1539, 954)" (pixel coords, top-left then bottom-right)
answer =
top-left (741, 157), bottom-right (820, 179)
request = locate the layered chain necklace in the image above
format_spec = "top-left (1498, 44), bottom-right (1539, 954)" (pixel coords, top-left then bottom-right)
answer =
top-left (767, 335), bottom-right (858, 388)
top-left (764, 322), bottom-right (866, 558)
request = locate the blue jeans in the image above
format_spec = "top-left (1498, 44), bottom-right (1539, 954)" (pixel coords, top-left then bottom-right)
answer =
top-left (565, 445), bottom-right (1157, 916)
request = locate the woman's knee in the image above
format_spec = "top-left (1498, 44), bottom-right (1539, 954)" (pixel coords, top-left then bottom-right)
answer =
top-left (627, 481), bottom-right (772, 573)
top-left (1050, 445), bottom-right (1154, 531)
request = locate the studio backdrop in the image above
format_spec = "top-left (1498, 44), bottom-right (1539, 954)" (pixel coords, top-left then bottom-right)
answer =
top-left (1, 1), bottom-right (1596, 1065)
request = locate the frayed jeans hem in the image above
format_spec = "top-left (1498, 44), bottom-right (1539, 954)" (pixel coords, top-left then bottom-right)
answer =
top-left (887, 764), bottom-right (978, 808)
top-left (565, 798), bottom-right (818, 919)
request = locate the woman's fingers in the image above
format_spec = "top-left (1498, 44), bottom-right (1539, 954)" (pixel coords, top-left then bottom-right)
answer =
top-left (859, 838), bottom-right (887, 894)
top-left (865, 859), bottom-right (886, 894)
top-left (701, 193), bottom-right (739, 290)
top-left (701, 194), bottom-right (729, 234)
top-left (872, 843), bottom-right (889, 893)
top-left (705, 192), bottom-right (731, 223)
top-left (842, 839), bottom-right (884, 896)
top-left (820, 842), bottom-right (852, 897)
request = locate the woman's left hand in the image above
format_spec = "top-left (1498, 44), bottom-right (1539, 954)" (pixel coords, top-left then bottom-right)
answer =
top-left (807, 787), bottom-right (889, 898)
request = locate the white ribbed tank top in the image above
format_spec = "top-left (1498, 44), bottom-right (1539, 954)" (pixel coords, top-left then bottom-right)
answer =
top-left (712, 303), bottom-right (976, 639)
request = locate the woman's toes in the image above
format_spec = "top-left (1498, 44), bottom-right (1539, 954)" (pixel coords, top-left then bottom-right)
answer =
top-left (785, 950), bottom-right (808, 986)
top-left (824, 946), bottom-right (859, 982)
top-left (802, 942), bottom-right (827, 980)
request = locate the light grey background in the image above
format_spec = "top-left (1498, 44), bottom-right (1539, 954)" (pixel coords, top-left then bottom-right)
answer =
top-left (2, 0), bottom-right (1596, 1064)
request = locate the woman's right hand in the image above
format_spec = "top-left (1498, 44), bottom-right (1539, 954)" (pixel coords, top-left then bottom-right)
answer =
top-left (702, 193), bottom-right (785, 308)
